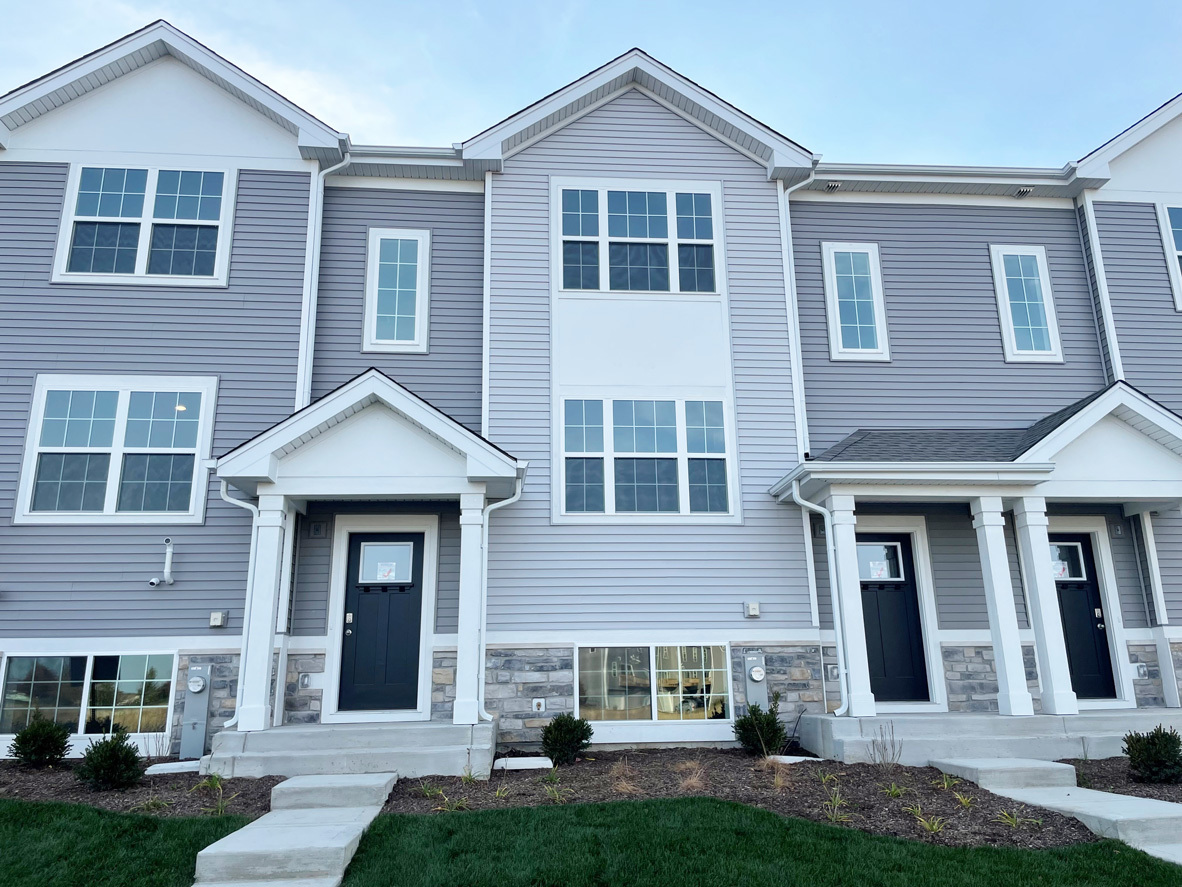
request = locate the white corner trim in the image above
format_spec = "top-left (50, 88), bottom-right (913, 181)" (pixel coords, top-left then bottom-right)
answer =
top-left (480, 170), bottom-right (493, 434)
top-left (1078, 192), bottom-right (1126, 380)
top-left (320, 514), bottom-right (440, 723)
top-left (820, 242), bottom-right (890, 361)
top-left (1153, 202), bottom-right (1182, 312)
top-left (1139, 512), bottom-right (1170, 626)
top-left (362, 227), bottom-right (431, 354)
top-left (988, 243), bottom-right (1065, 363)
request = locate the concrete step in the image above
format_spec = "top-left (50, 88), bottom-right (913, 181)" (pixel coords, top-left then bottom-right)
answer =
top-left (195, 879), bottom-right (340, 887)
top-left (1137, 843), bottom-right (1182, 865)
top-left (271, 773), bottom-right (398, 810)
top-left (931, 758), bottom-right (1078, 790)
top-left (226, 722), bottom-right (489, 753)
top-left (195, 807), bottom-right (380, 883)
top-left (1000, 786), bottom-right (1182, 846)
top-left (207, 744), bottom-right (490, 779)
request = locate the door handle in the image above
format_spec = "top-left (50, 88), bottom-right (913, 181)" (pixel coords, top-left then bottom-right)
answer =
top-left (1097, 623), bottom-right (1105, 631)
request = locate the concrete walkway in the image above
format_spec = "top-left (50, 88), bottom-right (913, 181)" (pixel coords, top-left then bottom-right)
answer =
top-left (933, 758), bottom-right (1182, 865)
top-left (193, 772), bottom-right (397, 887)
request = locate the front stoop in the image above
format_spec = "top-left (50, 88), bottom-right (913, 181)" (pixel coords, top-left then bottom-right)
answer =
top-left (933, 758), bottom-right (1182, 866)
top-left (193, 773), bottom-right (397, 887)
top-left (202, 721), bottom-right (496, 779)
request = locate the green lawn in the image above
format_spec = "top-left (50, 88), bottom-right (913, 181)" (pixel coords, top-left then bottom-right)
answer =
top-left (342, 798), bottom-right (1182, 887)
top-left (0, 799), bottom-right (248, 887)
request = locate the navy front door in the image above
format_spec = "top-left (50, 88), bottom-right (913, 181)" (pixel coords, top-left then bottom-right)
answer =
top-left (858, 533), bottom-right (930, 702)
top-left (338, 532), bottom-right (425, 711)
top-left (1049, 534), bottom-right (1116, 700)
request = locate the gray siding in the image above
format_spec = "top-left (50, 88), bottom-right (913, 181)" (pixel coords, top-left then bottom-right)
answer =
top-left (0, 162), bottom-right (310, 637)
top-left (791, 201), bottom-right (1108, 452)
top-left (1147, 509), bottom-right (1182, 623)
top-left (290, 501), bottom-right (460, 636)
top-left (1094, 200), bottom-right (1182, 412)
top-left (312, 187), bottom-right (484, 431)
top-left (484, 88), bottom-right (810, 632)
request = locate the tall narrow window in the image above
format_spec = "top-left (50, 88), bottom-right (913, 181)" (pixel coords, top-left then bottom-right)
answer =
top-left (685, 400), bottom-right (728, 513)
top-left (821, 242), bottom-right (890, 360)
top-left (989, 245), bottom-right (1063, 362)
top-left (564, 400), bottom-right (604, 513)
top-left (613, 400), bottom-right (679, 513)
top-left (1156, 205), bottom-right (1182, 310)
top-left (561, 189), bottom-right (599, 290)
top-left (364, 228), bottom-right (430, 353)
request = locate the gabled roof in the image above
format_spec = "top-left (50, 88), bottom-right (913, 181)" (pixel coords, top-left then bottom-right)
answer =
top-left (218, 369), bottom-right (523, 496)
top-left (1076, 89), bottom-right (1182, 180)
top-left (0, 20), bottom-right (348, 163)
top-left (460, 48), bottom-right (818, 183)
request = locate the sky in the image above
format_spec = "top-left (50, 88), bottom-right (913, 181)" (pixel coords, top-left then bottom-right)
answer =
top-left (1, 0), bottom-right (1180, 167)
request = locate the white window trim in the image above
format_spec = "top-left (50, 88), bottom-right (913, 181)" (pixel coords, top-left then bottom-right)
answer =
top-left (0, 651), bottom-right (179, 758)
top-left (1049, 541), bottom-right (1088, 581)
top-left (550, 177), bottom-right (725, 298)
top-left (52, 164), bottom-right (238, 287)
top-left (988, 244), bottom-right (1065, 363)
top-left (821, 242), bottom-right (890, 361)
top-left (362, 227), bottom-right (431, 354)
top-left (856, 540), bottom-right (906, 582)
top-left (14, 374), bottom-right (218, 526)
top-left (553, 392), bottom-right (741, 525)
top-left (573, 641), bottom-right (735, 743)
top-left (1154, 203), bottom-right (1182, 311)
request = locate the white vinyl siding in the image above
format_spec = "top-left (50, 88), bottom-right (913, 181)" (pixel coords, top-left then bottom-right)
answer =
top-left (821, 242), bottom-right (890, 361)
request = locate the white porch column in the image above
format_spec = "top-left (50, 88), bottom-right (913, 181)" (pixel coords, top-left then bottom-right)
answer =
top-left (453, 492), bottom-right (486, 725)
top-left (825, 494), bottom-right (876, 716)
top-left (970, 497), bottom-right (1035, 716)
top-left (1012, 496), bottom-right (1079, 715)
top-left (237, 494), bottom-right (287, 732)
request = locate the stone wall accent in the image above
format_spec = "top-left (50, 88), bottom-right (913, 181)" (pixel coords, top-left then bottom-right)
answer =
top-left (283, 653), bottom-right (325, 724)
top-left (730, 646), bottom-right (825, 725)
top-left (941, 644), bottom-right (1039, 713)
top-left (484, 647), bottom-right (574, 746)
top-left (821, 646), bottom-right (841, 713)
top-left (431, 651), bottom-right (456, 721)
top-left (1128, 643), bottom-right (1166, 708)
top-left (173, 653), bottom-right (239, 757)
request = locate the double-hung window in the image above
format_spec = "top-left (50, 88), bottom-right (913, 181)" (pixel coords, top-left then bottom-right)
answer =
top-left (364, 228), bottom-right (431, 353)
top-left (54, 166), bottom-right (234, 285)
top-left (1156, 205), bottom-right (1182, 310)
top-left (557, 181), bottom-right (721, 295)
top-left (16, 375), bottom-right (218, 524)
top-left (988, 245), bottom-right (1063, 362)
top-left (821, 242), bottom-right (890, 360)
top-left (560, 398), bottom-right (733, 519)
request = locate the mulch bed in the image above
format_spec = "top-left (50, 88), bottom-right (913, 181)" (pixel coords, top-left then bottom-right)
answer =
top-left (0, 760), bottom-right (280, 818)
top-left (384, 748), bottom-right (1096, 849)
top-left (1063, 756), bottom-right (1182, 803)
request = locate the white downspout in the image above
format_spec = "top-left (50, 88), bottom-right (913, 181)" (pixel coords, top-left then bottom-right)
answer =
top-left (777, 170), bottom-right (817, 461)
top-left (477, 466), bottom-right (528, 720)
top-left (790, 480), bottom-right (850, 716)
top-left (293, 150), bottom-right (353, 410)
top-left (219, 480), bottom-right (259, 729)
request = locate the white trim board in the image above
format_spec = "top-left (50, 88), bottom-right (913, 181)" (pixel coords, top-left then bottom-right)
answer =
top-left (320, 514), bottom-right (440, 724)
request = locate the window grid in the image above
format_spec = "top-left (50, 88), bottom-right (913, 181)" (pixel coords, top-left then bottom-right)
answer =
top-left (560, 398), bottom-right (731, 518)
top-left (834, 250), bottom-right (879, 350)
top-left (364, 229), bottom-right (430, 352)
top-left (1168, 206), bottom-right (1182, 278)
top-left (989, 245), bottom-right (1062, 362)
top-left (59, 166), bottom-right (230, 282)
top-left (555, 184), bottom-right (720, 295)
top-left (0, 656), bottom-right (88, 733)
top-left (85, 654), bottom-right (174, 734)
top-left (576, 644), bottom-right (731, 724)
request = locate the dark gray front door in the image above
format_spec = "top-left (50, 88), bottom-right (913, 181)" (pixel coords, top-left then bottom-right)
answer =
top-left (338, 532), bottom-right (425, 711)
top-left (858, 533), bottom-right (930, 702)
top-left (1049, 534), bottom-right (1116, 700)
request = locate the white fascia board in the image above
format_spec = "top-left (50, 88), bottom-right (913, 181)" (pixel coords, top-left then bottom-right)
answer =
top-left (460, 50), bottom-right (813, 174)
top-left (1018, 385), bottom-right (1182, 463)
top-left (808, 162), bottom-right (1106, 198)
top-left (770, 462), bottom-right (1055, 500)
top-left (1077, 92), bottom-right (1182, 179)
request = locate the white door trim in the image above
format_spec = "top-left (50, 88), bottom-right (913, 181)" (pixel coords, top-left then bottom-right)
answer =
top-left (855, 515), bottom-right (948, 713)
top-left (1047, 516), bottom-right (1138, 709)
top-left (321, 514), bottom-right (440, 724)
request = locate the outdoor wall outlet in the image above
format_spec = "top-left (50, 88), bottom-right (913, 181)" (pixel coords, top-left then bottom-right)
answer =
top-left (1136, 663), bottom-right (1150, 679)
top-left (309, 521), bottom-right (328, 539)
top-left (1110, 522), bottom-right (1125, 538)
top-left (209, 611), bottom-right (228, 628)
top-left (300, 673), bottom-right (312, 689)
top-left (826, 664), bottom-right (840, 682)
top-left (744, 601), bottom-right (761, 618)
top-left (532, 698), bottom-right (545, 712)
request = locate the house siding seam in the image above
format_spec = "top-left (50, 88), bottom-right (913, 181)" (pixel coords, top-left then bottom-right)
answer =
top-left (483, 88), bottom-right (810, 632)
top-left (312, 187), bottom-right (485, 431)
top-left (0, 162), bottom-right (310, 637)
top-left (790, 200), bottom-right (1108, 452)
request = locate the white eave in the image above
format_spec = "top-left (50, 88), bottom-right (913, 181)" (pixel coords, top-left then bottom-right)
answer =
top-left (1075, 89), bottom-right (1182, 181)
top-left (770, 462), bottom-right (1056, 501)
top-left (336, 144), bottom-right (496, 181)
top-left (458, 48), bottom-right (818, 184)
top-left (0, 20), bottom-right (349, 163)
top-left (803, 162), bottom-right (1108, 199)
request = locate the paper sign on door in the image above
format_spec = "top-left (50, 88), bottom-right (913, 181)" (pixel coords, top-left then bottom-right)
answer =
top-left (868, 561), bottom-right (890, 580)
top-left (375, 563), bottom-right (399, 581)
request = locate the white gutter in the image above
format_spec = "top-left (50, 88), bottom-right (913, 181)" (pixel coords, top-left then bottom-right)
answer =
top-left (777, 169), bottom-right (816, 460)
top-left (480, 170), bottom-right (493, 432)
top-left (789, 480), bottom-right (849, 716)
top-left (293, 151), bottom-right (353, 410)
top-left (477, 465), bottom-right (528, 720)
top-left (218, 480), bottom-right (259, 729)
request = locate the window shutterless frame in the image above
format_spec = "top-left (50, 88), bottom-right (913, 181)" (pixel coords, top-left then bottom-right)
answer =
top-left (821, 242), bottom-right (890, 361)
top-left (1154, 204), bottom-right (1182, 311)
top-left (363, 227), bottom-right (431, 354)
top-left (988, 244), bottom-right (1064, 363)
top-left (51, 165), bottom-right (237, 287)
top-left (14, 374), bottom-right (218, 525)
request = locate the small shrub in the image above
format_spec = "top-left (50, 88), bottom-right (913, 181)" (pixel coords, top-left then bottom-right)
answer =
top-left (540, 713), bottom-right (593, 766)
top-left (821, 786), bottom-right (851, 823)
top-left (868, 722), bottom-right (902, 773)
top-left (916, 814), bottom-right (947, 834)
top-left (1124, 725), bottom-right (1182, 784)
top-left (74, 727), bottom-right (144, 791)
top-left (7, 715), bottom-right (71, 768)
top-left (732, 691), bottom-right (788, 756)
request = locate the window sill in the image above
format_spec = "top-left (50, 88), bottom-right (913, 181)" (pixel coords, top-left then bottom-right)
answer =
top-left (557, 288), bottom-right (721, 298)
top-left (827, 350), bottom-right (891, 362)
top-left (11, 511), bottom-right (205, 526)
top-left (552, 512), bottom-right (742, 526)
top-left (1001, 352), bottom-right (1065, 364)
top-left (50, 271), bottom-right (230, 288)
top-left (362, 341), bottom-right (429, 355)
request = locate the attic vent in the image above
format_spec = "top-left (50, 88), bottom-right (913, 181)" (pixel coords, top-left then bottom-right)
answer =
top-left (824, 181), bottom-right (842, 192)
top-left (1014, 186), bottom-right (1034, 199)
